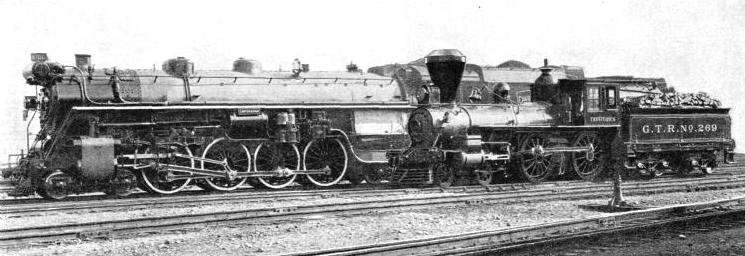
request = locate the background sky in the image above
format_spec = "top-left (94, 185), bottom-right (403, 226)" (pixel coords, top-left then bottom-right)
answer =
top-left (0, 0), bottom-right (743, 161)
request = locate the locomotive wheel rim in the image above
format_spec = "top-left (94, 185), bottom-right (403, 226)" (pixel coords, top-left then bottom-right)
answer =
top-left (303, 138), bottom-right (348, 187)
top-left (139, 143), bottom-right (193, 194)
top-left (519, 135), bottom-right (553, 182)
top-left (200, 138), bottom-right (250, 191)
top-left (40, 171), bottom-right (70, 200)
top-left (571, 133), bottom-right (602, 180)
top-left (255, 142), bottom-right (299, 189)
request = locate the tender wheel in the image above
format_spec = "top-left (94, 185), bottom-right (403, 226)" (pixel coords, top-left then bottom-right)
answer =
top-left (673, 157), bottom-right (694, 177)
top-left (303, 138), bottom-right (348, 187)
top-left (570, 132), bottom-right (605, 181)
top-left (138, 143), bottom-right (194, 194)
top-left (474, 170), bottom-right (493, 186)
top-left (105, 169), bottom-right (137, 197)
top-left (199, 138), bottom-right (251, 191)
top-left (433, 164), bottom-right (455, 188)
top-left (517, 134), bottom-right (555, 182)
top-left (255, 142), bottom-right (299, 189)
top-left (37, 170), bottom-right (72, 200)
top-left (700, 152), bottom-right (717, 175)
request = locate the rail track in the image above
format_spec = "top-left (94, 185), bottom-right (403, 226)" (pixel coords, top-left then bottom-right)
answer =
top-left (287, 197), bottom-right (745, 256)
top-left (2, 172), bottom-right (745, 247)
top-left (1, 158), bottom-right (743, 203)
top-left (0, 182), bottom-right (545, 217)
top-left (2, 168), bottom-right (744, 218)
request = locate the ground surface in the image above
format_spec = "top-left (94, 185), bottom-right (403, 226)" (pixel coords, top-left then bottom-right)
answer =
top-left (3, 187), bottom-right (745, 256)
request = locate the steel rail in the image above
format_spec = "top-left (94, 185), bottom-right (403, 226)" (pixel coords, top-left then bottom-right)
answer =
top-left (2, 176), bottom-right (745, 246)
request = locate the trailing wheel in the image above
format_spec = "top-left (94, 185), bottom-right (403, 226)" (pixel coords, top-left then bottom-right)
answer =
top-left (199, 138), bottom-right (251, 191)
top-left (570, 132), bottom-right (605, 181)
top-left (138, 143), bottom-right (194, 195)
top-left (517, 134), bottom-right (555, 182)
top-left (254, 142), bottom-right (299, 189)
top-left (302, 138), bottom-right (348, 187)
top-left (37, 170), bottom-right (72, 200)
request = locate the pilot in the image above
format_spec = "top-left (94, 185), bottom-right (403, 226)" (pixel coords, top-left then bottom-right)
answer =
top-left (494, 82), bottom-right (511, 103)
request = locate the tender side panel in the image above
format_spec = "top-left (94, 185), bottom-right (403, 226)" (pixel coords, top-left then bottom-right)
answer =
top-left (628, 113), bottom-right (731, 143)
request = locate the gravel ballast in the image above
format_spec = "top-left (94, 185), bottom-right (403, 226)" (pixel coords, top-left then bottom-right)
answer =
top-left (4, 187), bottom-right (745, 256)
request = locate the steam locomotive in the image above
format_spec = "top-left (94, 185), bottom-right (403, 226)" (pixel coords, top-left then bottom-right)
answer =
top-left (385, 49), bottom-right (736, 187)
top-left (5, 53), bottom-right (414, 199)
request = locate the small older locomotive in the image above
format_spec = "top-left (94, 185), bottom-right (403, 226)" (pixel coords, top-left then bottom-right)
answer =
top-left (6, 53), bottom-right (414, 199)
top-left (386, 49), bottom-right (736, 186)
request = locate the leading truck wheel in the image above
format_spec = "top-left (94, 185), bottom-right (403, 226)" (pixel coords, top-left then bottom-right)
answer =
top-left (303, 138), bottom-right (348, 187)
top-left (517, 134), bottom-right (555, 182)
top-left (255, 142), bottom-right (299, 189)
top-left (37, 170), bottom-right (72, 200)
top-left (199, 138), bottom-right (251, 191)
top-left (138, 143), bottom-right (194, 195)
top-left (570, 132), bottom-right (604, 181)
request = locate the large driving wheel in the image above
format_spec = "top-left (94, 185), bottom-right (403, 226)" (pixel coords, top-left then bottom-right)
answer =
top-left (138, 143), bottom-right (194, 194)
top-left (199, 138), bottom-right (251, 191)
top-left (303, 138), bottom-right (348, 187)
top-left (518, 134), bottom-right (555, 182)
top-left (570, 132), bottom-right (605, 180)
top-left (254, 142), bottom-right (299, 189)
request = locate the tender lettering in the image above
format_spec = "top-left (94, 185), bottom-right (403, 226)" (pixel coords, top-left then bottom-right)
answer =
top-left (590, 116), bottom-right (616, 122)
top-left (641, 123), bottom-right (720, 134)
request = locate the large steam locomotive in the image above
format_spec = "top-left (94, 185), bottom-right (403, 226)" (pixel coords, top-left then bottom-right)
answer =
top-left (5, 53), bottom-right (414, 199)
top-left (385, 49), bottom-right (736, 187)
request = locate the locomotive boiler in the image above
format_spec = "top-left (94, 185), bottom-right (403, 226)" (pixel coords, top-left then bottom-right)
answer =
top-left (387, 49), bottom-right (622, 186)
top-left (5, 53), bottom-right (413, 199)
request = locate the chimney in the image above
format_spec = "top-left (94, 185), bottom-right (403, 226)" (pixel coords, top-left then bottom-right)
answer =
top-left (424, 49), bottom-right (466, 104)
top-left (75, 54), bottom-right (92, 71)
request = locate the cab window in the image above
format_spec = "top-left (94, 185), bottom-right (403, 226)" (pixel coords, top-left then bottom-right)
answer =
top-left (606, 87), bottom-right (617, 109)
top-left (587, 87), bottom-right (600, 112)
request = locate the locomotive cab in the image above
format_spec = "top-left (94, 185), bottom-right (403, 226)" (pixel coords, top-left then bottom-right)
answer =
top-left (552, 79), bottom-right (621, 126)
top-left (582, 80), bottom-right (620, 126)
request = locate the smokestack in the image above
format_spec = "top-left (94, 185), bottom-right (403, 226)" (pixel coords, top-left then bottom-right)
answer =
top-left (543, 58), bottom-right (548, 67)
top-left (75, 54), bottom-right (91, 71)
top-left (424, 49), bottom-right (466, 104)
